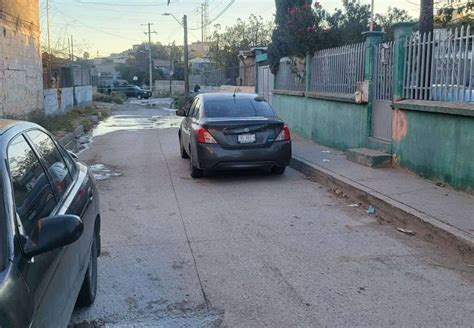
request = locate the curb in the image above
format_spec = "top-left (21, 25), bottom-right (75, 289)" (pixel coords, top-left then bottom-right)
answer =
top-left (59, 125), bottom-right (85, 152)
top-left (291, 155), bottom-right (474, 259)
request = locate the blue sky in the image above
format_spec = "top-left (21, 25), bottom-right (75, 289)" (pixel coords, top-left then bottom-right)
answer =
top-left (40, 0), bottom-right (421, 57)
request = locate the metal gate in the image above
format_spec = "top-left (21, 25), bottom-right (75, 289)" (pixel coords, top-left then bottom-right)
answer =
top-left (372, 42), bottom-right (394, 142)
top-left (258, 65), bottom-right (274, 105)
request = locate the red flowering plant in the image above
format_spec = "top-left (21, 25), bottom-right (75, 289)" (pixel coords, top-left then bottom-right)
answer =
top-left (268, 0), bottom-right (325, 73)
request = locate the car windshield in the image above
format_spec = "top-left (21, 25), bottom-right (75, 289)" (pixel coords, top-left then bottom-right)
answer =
top-left (204, 98), bottom-right (275, 118)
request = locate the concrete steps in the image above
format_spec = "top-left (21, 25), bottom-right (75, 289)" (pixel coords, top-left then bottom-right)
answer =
top-left (346, 148), bottom-right (392, 168)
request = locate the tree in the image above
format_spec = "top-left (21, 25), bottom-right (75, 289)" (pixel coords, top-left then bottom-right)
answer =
top-left (207, 15), bottom-right (273, 70)
top-left (435, 1), bottom-right (474, 26)
top-left (375, 7), bottom-right (413, 40)
top-left (321, 0), bottom-right (371, 48)
top-left (268, 0), bottom-right (322, 73)
top-left (114, 42), bottom-right (169, 86)
top-left (83, 52), bottom-right (90, 59)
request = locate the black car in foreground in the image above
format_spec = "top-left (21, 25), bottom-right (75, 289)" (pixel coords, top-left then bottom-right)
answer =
top-left (0, 120), bottom-right (101, 327)
top-left (177, 93), bottom-right (292, 178)
top-left (112, 85), bottom-right (152, 99)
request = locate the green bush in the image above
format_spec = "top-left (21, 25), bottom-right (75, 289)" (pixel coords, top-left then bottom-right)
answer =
top-left (173, 94), bottom-right (193, 110)
top-left (93, 92), bottom-right (127, 104)
top-left (25, 106), bottom-right (110, 137)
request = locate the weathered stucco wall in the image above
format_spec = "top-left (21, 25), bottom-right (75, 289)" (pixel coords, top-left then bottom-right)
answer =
top-left (74, 85), bottom-right (93, 107)
top-left (392, 105), bottom-right (474, 192)
top-left (44, 86), bottom-right (92, 116)
top-left (272, 93), bottom-right (369, 150)
top-left (0, 0), bottom-right (43, 116)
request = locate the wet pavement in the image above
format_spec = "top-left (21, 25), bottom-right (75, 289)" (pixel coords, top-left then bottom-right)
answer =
top-left (70, 100), bottom-right (474, 327)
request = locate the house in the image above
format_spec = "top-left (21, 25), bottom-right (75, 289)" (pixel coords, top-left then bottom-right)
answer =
top-left (237, 48), bottom-right (267, 86)
top-left (189, 57), bottom-right (216, 73)
top-left (189, 41), bottom-right (210, 57)
top-left (0, 0), bottom-right (43, 116)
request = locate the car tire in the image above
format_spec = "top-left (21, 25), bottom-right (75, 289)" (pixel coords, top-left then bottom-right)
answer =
top-left (190, 154), bottom-right (203, 178)
top-left (179, 137), bottom-right (189, 159)
top-left (137, 94), bottom-right (143, 100)
top-left (77, 234), bottom-right (98, 307)
top-left (271, 166), bottom-right (286, 175)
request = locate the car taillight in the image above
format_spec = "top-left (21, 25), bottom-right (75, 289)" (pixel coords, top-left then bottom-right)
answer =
top-left (196, 127), bottom-right (217, 144)
top-left (275, 124), bottom-right (291, 141)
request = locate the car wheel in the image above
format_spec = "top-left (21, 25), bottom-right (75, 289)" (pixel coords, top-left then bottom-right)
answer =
top-left (137, 93), bottom-right (143, 100)
top-left (77, 234), bottom-right (98, 307)
top-left (190, 154), bottom-right (203, 178)
top-left (179, 136), bottom-right (189, 159)
top-left (271, 166), bottom-right (286, 175)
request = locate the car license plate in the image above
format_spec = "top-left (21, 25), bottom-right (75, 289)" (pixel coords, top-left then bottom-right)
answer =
top-left (238, 133), bottom-right (256, 144)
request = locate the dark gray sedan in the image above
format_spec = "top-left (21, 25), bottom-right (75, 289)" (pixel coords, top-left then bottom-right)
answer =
top-left (177, 93), bottom-right (291, 178)
top-left (0, 120), bottom-right (101, 327)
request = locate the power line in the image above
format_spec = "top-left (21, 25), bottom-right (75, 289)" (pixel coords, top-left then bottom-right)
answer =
top-left (73, 0), bottom-right (172, 7)
top-left (53, 7), bottom-right (142, 42)
top-left (189, 0), bottom-right (235, 30)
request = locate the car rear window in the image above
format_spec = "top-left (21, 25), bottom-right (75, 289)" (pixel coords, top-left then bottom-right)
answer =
top-left (204, 98), bottom-right (276, 118)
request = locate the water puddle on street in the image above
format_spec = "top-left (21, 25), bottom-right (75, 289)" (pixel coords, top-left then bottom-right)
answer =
top-left (77, 114), bottom-right (183, 154)
top-left (92, 115), bottom-right (183, 137)
top-left (88, 163), bottom-right (121, 181)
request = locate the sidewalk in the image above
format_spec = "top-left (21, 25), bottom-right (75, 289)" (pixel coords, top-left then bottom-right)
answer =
top-left (290, 135), bottom-right (474, 255)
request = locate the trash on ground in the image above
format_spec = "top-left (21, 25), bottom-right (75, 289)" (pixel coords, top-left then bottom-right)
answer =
top-left (396, 227), bottom-right (416, 236)
top-left (322, 150), bottom-right (331, 153)
top-left (348, 203), bottom-right (360, 207)
top-left (367, 206), bottom-right (375, 214)
top-left (334, 189), bottom-right (343, 196)
top-left (322, 159), bottom-right (330, 162)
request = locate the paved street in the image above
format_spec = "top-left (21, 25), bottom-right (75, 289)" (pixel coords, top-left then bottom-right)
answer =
top-left (70, 103), bottom-right (474, 327)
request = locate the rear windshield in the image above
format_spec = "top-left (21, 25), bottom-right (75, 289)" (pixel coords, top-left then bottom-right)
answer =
top-left (204, 98), bottom-right (275, 118)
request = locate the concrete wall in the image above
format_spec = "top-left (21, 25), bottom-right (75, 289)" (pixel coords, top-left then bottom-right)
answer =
top-left (0, 0), bottom-right (43, 117)
top-left (44, 86), bottom-right (92, 115)
top-left (220, 85), bottom-right (255, 94)
top-left (74, 85), bottom-right (92, 107)
top-left (155, 80), bottom-right (185, 94)
top-left (272, 93), bottom-right (369, 150)
top-left (392, 104), bottom-right (474, 192)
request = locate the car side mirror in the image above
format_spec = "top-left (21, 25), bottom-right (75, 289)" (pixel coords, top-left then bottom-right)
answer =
top-left (176, 108), bottom-right (186, 117)
top-left (23, 215), bottom-right (84, 258)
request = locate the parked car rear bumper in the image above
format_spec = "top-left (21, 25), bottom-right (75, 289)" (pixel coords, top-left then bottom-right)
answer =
top-left (195, 141), bottom-right (292, 170)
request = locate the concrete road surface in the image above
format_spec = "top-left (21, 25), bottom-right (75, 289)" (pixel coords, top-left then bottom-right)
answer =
top-left (70, 103), bottom-right (474, 327)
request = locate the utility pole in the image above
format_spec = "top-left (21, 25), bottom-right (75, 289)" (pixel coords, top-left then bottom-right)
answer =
top-left (419, 0), bottom-right (434, 35)
top-left (201, 4), bottom-right (205, 44)
top-left (67, 38), bottom-right (71, 61)
top-left (370, 0), bottom-right (374, 31)
top-left (142, 23), bottom-right (157, 92)
top-left (71, 35), bottom-right (74, 62)
top-left (169, 45), bottom-right (173, 94)
top-left (46, 0), bottom-right (52, 76)
top-left (183, 15), bottom-right (190, 98)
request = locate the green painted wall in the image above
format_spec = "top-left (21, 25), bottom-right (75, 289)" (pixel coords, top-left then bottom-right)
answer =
top-left (393, 109), bottom-right (474, 192)
top-left (273, 94), bottom-right (369, 150)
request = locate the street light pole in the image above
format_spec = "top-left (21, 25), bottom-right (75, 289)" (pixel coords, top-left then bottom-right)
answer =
top-left (142, 23), bottom-right (157, 92)
top-left (163, 13), bottom-right (189, 99)
top-left (183, 15), bottom-right (189, 99)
